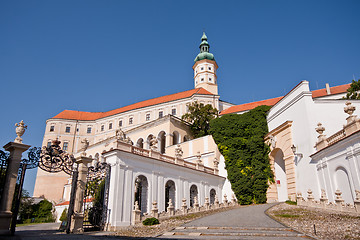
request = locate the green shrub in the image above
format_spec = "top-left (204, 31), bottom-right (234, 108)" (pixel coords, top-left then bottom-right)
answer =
top-left (285, 200), bottom-right (297, 205)
top-left (142, 217), bottom-right (159, 225)
top-left (59, 208), bottom-right (68, 222)
top-left (209, 105), bottom-right (274, 205)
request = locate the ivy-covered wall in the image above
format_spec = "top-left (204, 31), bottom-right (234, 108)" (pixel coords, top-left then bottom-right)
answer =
top-left (209, 105), bottom-right (274, 205)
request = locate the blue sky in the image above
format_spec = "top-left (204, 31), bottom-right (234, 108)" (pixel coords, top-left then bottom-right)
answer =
top-left (1, 0), bottom-right (359, 196)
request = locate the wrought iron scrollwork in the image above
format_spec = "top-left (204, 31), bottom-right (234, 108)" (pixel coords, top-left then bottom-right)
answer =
top-left (87, 161), bottom-right (109, 181)
top-left (39, 139), bottom-right (75, 175)
top-left (21, 147), bottom-right (41, 169)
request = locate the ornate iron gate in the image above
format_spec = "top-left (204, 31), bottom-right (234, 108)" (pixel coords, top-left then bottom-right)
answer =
top-left (0, 150), bottom-right (10, 204)
top-left (83, 161), bottom-right (110, 231)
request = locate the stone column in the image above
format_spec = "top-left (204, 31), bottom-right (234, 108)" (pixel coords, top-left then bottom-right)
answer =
top-left (165, 133), bottom-right (173, 148)
top-left (70, 156), bottom-right (92, 233)
top-left (0, 142), bottom-right (30, 235)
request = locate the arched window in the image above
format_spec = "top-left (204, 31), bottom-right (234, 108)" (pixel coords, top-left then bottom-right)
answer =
top-left (173, 131), bottom-right (180, 145)
top-left (134, 175), bottom-right (148, 214)
top-left (210, 189), bottom-right (216, 205)
top-left (190, 184), bottom-right (198, 207)
top-left (136, 138), bottom-right (144, 148)
top-left (165, 180), bottom-right (176, 211)
top-left (158, 131), bottom-right (166, 154)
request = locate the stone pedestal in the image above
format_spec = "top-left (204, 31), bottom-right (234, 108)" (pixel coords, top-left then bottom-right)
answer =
top-left (0, 142), bottom-right (30, 235)
top-left (204, 197), bottom-right (210, 210)
top-left (70, 156), bottom-right (92, 233)
top-left (167, 199), bottom-right (175, 216)
top-left (181, 198), bottom-right (188, 215)
top-left (132, 202), bottom-right (141, 225)
top-left (151, 201), bottom-right (159, 218)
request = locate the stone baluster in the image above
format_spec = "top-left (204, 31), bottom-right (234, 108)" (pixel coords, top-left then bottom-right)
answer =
top-left (213, 158), bottom-right (219, 175)
top-left (307, 189), bottom-right (314, 203)
top-left (354, 190), bottom-right (360, 212)
top-left (214, 195), bottom-right (220, 209)
top-left (344, 101), bottom-right (360, 135)
top-left (0, 121), bottom-right (30, 235)
top-left (194, 196), bottom-right (200, 212)
top-left (195, 151), bottom-right (204, 171)
top-left (132, 201), bottom-right (141, 225)
top-left (315, 123), bottom-right (328, 150)
top-left (181, 198), bottom-right (188, 215)
top-left (335, 190), bottom-right (344, 211)
top-left (296, 192), bottom-right (304, 204)
top-left (204, 197), bottom-right (210, 210)
top-left (320, 189), bottom-right (328, 208)
top-left (231, 194), bottom-right (237, 205)
top-left (167, 199), bottom-right (175, 216)
top-left (223, 194), bottom-right (228, 207)
top-left (151, 201), bottom-right (159, 218)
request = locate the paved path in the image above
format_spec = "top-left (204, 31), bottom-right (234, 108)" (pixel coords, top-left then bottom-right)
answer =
top-left (157, 203), bottom-right (313, 239)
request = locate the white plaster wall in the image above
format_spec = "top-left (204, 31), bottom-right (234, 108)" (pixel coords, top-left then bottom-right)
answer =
top-left (104, 149), bottom-right (225, 227)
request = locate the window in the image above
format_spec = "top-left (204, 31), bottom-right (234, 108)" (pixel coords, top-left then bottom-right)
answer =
top-left (109, 123), bottom-right (113, 129)
top-left (201, 78), bottom-right (204, 82)
top-left (208, 67), bottom-right (212, 70)
top-left (209, 78), bottom-right (212, 81)
top-left (146, 114), bottom-right (150, 121)
top-left (201, 67), bottom-right (204, 70)
top-left (47, 141), bottom-right (52, 147)
top-left (65, 126), bottom-right (70, 133)
top-left (76, 128), bottom-right (79, 132)
top-left (129, 117), bottom-right (133, 125)
top-left (50, 126), bottom-right (54, 132)
top-left (87, 127), bottom-right (92, 134)
top-left (101, 125), bottom-right (104, 131)
top-left (159, 111), bottom-right (163, 118)
top-left (63, 142), bottom-right (68, 151)
top-left (119, 120), bottom-right (122, 127)
top-left (172, 108), bottom-right (176, 116)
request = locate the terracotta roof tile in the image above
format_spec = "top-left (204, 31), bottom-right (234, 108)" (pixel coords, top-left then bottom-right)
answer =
top-left (220, 97), bottom-right (283, 115)
top-left (221, 83), bottom-right (350, 115)
top-left (56, 198), bottom-right (93, 206)
top-left (311, 83), bottom-right (350, 98)
top-left (52, 88), bottom-right (214, 121)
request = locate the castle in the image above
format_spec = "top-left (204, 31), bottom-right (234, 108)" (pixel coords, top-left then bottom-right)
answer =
top-left (33, 33), bottom-right (360, 223)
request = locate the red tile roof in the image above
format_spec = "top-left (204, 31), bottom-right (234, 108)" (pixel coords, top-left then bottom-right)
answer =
top-left (221, 83), bottom-right (350, 115)
top-left (52, 88), bottom-right (214, 121)
top-left (220, 97), bottom-right (283, 115)
top-left (311, 83), bottom-right (350, 98)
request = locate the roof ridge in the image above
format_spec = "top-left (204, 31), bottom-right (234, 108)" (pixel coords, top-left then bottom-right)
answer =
top-left (52, 87), bottom-right (214, 120)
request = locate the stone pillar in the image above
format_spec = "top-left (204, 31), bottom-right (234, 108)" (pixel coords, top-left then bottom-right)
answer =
top-left (181, 198), bottom-right (188, 215)
top-left (151, 201), bottom-right (159, 218)
top-left (204, 197), bottom-right (210, 210)
top-left (167, 199), bottom-right (175, 216)
top-left (307, 189), bottom-right (314, 203)
top-left (70, 156), bottom-right (92, 233)
top-left (320, 189), bottom-right (328, 208)
top-left (194, 196), bottom-right (200, 212)
top-left (214, 195), bottom-right (220, 209)
top-left (165, 133), bottom-right (173, 148)
top-left (354, 190), bottom-right (360, 213)
top-left (132, 201), bottom-right (141, 225)
top-left (0, 142), bottom-right (30, 235)
top-left (334, 190), bottom-right (344, 211)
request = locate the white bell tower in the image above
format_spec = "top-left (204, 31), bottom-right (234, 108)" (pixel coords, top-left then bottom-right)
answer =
top-left (193, 32), bottom-right (218, 95)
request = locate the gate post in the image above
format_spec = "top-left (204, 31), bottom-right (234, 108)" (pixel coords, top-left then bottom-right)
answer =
top-left (70, 155), bottom-right (92, 233)
top-left (0, 142), bottom-right (30, 235)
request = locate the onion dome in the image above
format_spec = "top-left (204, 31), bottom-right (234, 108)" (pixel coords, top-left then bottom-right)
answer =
top-left (194, 32), bottom-right (215, 62)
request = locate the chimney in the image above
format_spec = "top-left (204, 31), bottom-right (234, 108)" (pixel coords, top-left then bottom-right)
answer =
top-left (325, 83), bottom-right (331, 95)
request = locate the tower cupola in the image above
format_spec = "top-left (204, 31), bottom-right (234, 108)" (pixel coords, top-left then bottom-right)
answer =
top-left (193, 32), bottom-right (218, 95)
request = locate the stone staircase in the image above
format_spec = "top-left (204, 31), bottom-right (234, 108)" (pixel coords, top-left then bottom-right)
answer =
top-left (158, 226), bottom-right (313, 239)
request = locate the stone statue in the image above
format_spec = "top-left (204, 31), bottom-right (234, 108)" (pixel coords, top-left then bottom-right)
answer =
top-left (269, 135), bottom-right (276, 148)
top-left (213, 158), bottom-right (219, 169)
top-left (175, 144), bottom-right (183, 158)
top-left (80, 138), bottom-right (89, 154)
top-left (116, 128), bottom-right (126, 141)
top-left (15, 120), bottom-right (27, 143)
top-left (150, 136), bottom-right (158, 151)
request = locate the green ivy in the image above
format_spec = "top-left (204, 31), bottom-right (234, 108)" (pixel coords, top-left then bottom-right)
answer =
top-left (209, 105), bottom-right (274, 205)
top-left (142, 217), bottom-right (159, 225)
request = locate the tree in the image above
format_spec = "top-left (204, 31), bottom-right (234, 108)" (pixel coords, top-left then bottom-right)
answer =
top-left (209, 105), bottom-right (274, 205)
top-left (182, 102), bottom-right (218, 138)
top-left (345, 79), bottom-right (360, 99)
top-left (59, 208), bottom-right (68, 222)
top-left (18, 190), bottom-right (34, 222)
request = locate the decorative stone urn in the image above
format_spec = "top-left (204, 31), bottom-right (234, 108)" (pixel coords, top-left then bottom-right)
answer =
top-left (15, 120), bottom-right (27, 143)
